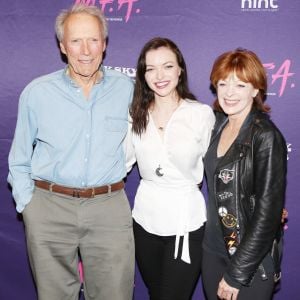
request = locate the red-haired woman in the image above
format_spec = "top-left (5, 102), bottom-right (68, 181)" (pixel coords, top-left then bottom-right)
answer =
top-left (202, 49), bottom-right (287, 300)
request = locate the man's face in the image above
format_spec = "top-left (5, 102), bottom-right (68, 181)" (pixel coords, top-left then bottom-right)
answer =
top-left (60, 13), bottom-right (106, 81)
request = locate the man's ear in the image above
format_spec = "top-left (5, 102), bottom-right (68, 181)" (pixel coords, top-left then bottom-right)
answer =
top-left (60, 42), bottom-right (67, 55)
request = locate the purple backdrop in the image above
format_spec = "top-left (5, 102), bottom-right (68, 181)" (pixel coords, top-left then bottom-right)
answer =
top-left (1, 0), bottom-right (299, 299)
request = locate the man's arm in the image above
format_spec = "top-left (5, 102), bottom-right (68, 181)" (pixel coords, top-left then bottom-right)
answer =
top-left (8, 89), bottom-right (37, 213)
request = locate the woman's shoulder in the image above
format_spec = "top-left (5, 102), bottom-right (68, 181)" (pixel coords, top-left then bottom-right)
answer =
top-left (183, 99), bottom-right (214, 114)
top-left (252, 112), bottom-right (286, 147)
top-left (253, 112), bottom-right (281, 133)
top-left (182, 99), bottom-right (215, 131)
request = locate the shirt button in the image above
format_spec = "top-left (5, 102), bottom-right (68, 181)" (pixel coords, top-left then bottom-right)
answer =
top-left (77, 89), bottom-right (80, 93)
top-left (81, 182), bottom-right (85, 186)
top-left (86, 134), bottom-right (90, 139)
top-left (84, 158), bottom-right (88, 162)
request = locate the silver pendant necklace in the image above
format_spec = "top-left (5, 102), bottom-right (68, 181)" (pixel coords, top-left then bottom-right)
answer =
top-left (155, 164), bottom-right (164, 177)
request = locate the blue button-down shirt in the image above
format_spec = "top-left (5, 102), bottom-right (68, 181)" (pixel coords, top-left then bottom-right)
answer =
top-left (8, 67), bottom-right (133, 212)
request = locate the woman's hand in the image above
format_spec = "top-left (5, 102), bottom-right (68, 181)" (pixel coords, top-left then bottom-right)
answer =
top-left (281, 208), bottom-right (288, 223)
top-left (217, 277), bottom-right (239, 300)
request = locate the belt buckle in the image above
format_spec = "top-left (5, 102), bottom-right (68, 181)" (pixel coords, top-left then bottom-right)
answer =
top-left (107, 185), bottom-right (112, 196)
top-left (72, 189), bottom-right (81, 198)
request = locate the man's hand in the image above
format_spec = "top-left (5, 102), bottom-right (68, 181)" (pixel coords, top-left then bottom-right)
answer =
top-left (217, 277), bottom-right (239, 300)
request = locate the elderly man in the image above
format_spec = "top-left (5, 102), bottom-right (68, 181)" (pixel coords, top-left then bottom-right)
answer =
top-left (8, 4), bottom-right (134, 300)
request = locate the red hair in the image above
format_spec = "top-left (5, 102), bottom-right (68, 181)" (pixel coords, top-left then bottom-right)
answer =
top-left (210, 48), bottom-right (270, 112)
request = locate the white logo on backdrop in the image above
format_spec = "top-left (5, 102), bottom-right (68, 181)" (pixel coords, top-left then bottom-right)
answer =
top-left (241, 0), bottom-right (279, 12)
top-left (104, 65), bottom-right (136, 79)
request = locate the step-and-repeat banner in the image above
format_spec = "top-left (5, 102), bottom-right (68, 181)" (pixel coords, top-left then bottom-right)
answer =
top-left (1, 1), bottom-right (299, 299)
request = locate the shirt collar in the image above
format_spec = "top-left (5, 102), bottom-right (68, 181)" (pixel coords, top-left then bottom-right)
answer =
top-left (62, 66), bottom-right (105, 88)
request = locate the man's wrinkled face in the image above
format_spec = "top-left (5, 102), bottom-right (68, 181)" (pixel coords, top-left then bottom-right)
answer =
top-left (60, 13), bottom-right (106, 81)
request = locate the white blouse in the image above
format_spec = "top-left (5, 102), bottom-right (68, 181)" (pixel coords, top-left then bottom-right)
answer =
top-left (125, 100), bottom-right (215, 263)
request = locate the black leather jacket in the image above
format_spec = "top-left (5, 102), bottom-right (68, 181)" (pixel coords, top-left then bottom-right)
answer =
top-left (211, 109), bottom-right (287, 287)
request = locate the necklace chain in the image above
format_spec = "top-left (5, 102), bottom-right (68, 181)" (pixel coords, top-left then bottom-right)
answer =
top-left (151, 99), bottom-right (181, 132)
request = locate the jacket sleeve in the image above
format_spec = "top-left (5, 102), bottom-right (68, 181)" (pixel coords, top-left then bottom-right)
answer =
top-left (224, 126), bottom-right (287, 286)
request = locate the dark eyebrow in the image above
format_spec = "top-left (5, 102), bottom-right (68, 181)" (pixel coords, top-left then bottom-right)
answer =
top-left (163, 61), bottom-right (175, 65)
top-left (146, 61), bottom-right (175, 67)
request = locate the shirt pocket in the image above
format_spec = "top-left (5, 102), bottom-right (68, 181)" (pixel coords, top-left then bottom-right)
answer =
top-left (104, 116), bottom-right (127, 156)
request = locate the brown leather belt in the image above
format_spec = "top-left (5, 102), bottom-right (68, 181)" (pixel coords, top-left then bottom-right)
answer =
top-left (34, 180), bottom-right (124, 198)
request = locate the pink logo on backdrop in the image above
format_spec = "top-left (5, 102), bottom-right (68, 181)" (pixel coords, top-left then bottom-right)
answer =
top-left (74, 0), bottom-right (142, 22)
top-left (263, 60), bottom-right (295, 97)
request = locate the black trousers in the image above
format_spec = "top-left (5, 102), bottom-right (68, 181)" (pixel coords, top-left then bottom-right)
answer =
top-left (201, 249), bottom-right (275, 300)
top-left (133, 220), bottom-right (203, 300)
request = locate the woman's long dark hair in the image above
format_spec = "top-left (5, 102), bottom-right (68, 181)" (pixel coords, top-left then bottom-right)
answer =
top-left (130, 37), bottom-right (197, 135)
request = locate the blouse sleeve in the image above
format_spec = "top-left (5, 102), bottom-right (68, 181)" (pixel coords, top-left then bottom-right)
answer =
top-left (123, 116), bottom-right (136, 173)
top-left (193, 103), bottom-right (215, 154)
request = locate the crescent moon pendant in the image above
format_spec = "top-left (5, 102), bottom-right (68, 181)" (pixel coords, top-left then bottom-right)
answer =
top-left (155, 166), bottom-right (164, 177)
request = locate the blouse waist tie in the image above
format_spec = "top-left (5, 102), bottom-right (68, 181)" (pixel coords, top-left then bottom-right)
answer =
top-left (175, 232), bottom-right (190, 264)
top-left (134, 180), bottom-right (205, 264)
top-left (174, 184), bottom-right (197, 264)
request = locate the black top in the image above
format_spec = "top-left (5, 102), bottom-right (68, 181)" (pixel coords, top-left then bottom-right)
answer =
top-left (203, 130), bottom-right (228, 257)
top-left (203, 111), bottom-right (278, 286)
